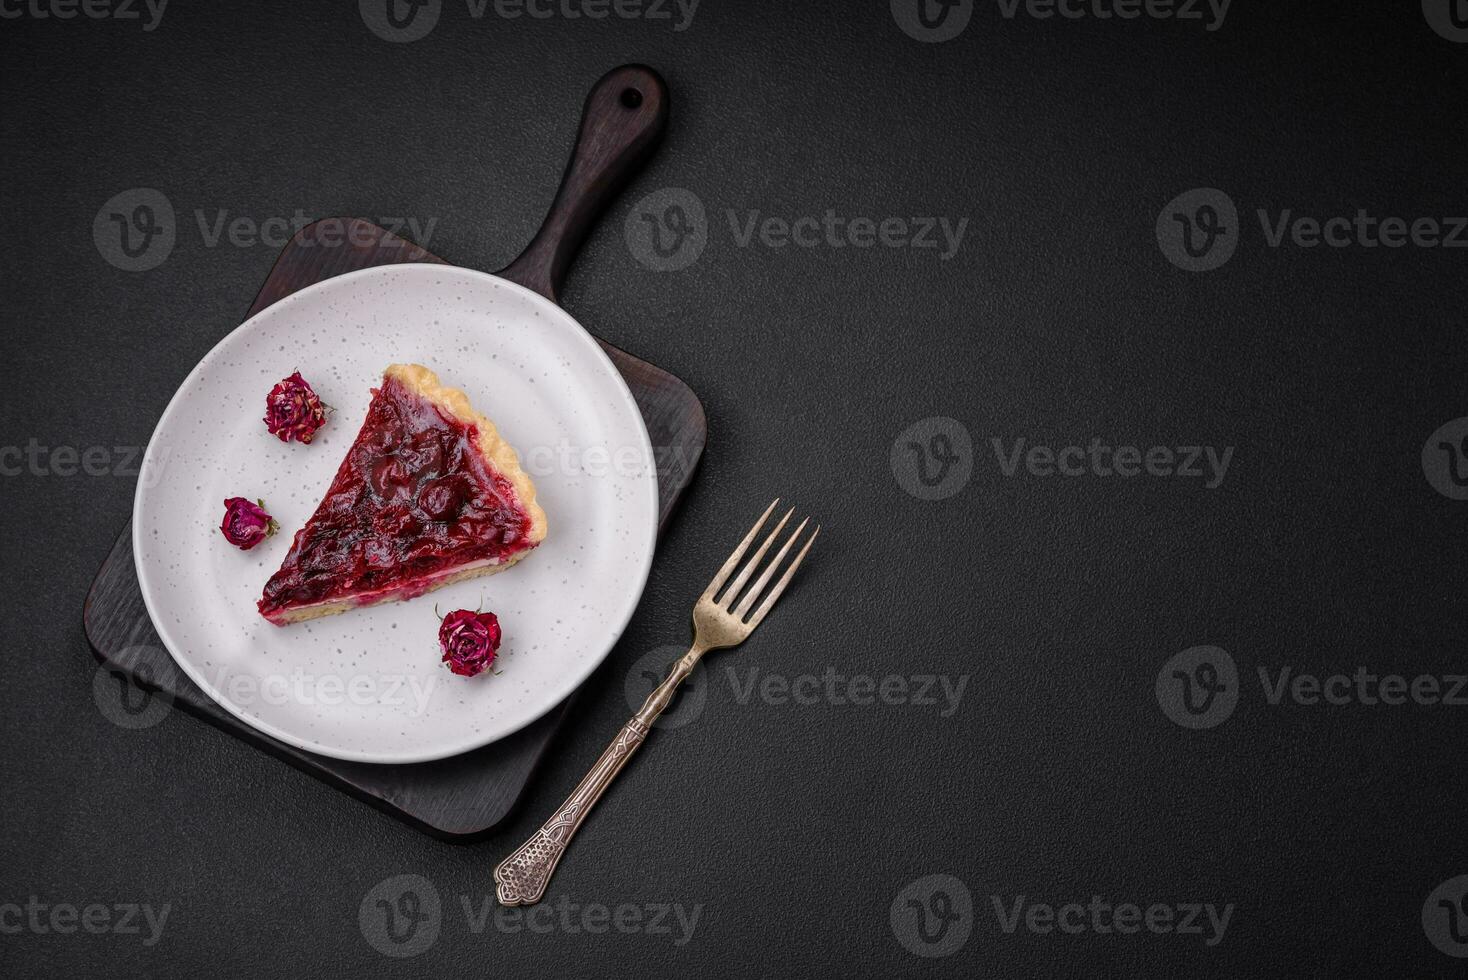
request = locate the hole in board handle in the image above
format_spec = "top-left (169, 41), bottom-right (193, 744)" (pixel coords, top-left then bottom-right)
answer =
top-left (620, 87), bottom-right (643, 109)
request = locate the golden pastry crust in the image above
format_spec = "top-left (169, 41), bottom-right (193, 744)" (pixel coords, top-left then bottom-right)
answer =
top-left (384, 363), bottom-right (547, 546)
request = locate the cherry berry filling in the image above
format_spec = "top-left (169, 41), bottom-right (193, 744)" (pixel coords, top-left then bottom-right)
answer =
top-left (258, 377), bottom-right (531, 616)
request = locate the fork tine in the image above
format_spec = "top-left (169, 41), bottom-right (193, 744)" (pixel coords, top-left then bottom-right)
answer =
top-left (718, 507), bottom-right (793, 608)
top-left (745, 525), bottom-right (818, 627)
top-left (701, 499), bottom-right (779, 601)
top-left (734, 517), bottom-right (809, 619)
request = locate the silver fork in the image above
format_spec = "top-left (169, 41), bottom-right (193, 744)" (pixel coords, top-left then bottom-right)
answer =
top-left (493, 500), bottom-right (818, 906)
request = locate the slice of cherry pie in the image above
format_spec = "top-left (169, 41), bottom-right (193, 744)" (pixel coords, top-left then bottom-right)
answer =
top-left (258, 364), bottom-right (547, 625)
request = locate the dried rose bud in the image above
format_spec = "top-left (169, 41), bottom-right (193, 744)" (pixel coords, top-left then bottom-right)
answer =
top-left (264, 371), bottom-right (328, 444)
top-left (439, 609), bottom-right (501, 677)
top-left (221, 497), bottom-right (279, 550)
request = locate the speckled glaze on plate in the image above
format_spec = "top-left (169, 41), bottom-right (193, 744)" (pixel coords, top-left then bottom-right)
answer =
top-left (133, 264), bottom-right (658, 764)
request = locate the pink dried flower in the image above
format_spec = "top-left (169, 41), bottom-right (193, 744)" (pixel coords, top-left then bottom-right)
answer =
top-left (438, 609), bottom-right (502, 677)
top-left (221, 497), bottom-right (278, 550)
top-left (264, 371), bottom-right (328, 444)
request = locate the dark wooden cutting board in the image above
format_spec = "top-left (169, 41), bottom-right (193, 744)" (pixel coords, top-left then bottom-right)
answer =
top-left (82, 65), bottom-right (705, 840)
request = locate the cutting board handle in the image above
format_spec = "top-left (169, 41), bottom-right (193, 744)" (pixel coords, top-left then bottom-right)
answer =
top-left (498, 64), bottom-right (669, 304)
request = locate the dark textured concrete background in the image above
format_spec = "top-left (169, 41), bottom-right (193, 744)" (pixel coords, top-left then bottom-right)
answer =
top-left (3, 1), bottom-right (1467, 975)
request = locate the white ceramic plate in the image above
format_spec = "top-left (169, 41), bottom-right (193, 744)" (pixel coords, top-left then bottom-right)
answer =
top-left (133, 264), bottom-right (659, 763)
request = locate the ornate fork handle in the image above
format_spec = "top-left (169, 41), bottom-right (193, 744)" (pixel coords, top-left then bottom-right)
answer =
top-left (493, 499), bottom-right (817, 906)
top-left (494, 648), bottom-right (700, 906)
